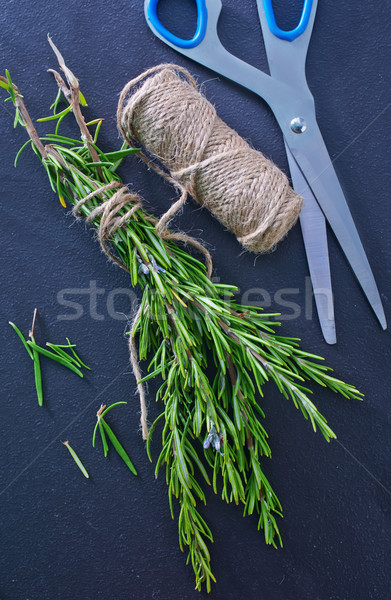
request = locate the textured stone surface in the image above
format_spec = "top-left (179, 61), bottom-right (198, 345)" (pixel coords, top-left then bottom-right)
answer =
top-left (0, 1), bottom-right (390, 599)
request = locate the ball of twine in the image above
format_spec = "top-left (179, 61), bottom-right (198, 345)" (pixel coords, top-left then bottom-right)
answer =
top-left (117, 64), bottom-right (302, 254)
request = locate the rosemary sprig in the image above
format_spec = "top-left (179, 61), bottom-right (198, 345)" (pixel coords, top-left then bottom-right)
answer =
top-left (2, 49), bottom-right (363, 592)
top-left (26, 342), bottom-right (84, 377)
top-left (92, 402), bottom-right (138, 475)
top-left (9, 312), bottom-right (90, 404)
top-left (46, 339), bottom-right (90, 371)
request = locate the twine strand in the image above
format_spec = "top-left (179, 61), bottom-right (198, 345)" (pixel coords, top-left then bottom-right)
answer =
top-left (129, 304), bottom-right (149, 441)
top-left (73, 181), bottom-right (142, 271)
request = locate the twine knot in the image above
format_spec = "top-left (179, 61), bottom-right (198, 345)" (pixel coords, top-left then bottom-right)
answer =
top-left (73, 181), bottom-right (142, 271)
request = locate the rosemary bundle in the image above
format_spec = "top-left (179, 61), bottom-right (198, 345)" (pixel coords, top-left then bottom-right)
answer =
top-left (1, 45), bottom-right (362, 592)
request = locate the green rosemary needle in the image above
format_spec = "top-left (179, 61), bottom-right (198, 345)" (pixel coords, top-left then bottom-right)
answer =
top-left (9, 321), bottom-right (34, 360)
top-left (30, 335), bottom-right (43, 407)
top-left (62, 441), bottom-right (90, 478)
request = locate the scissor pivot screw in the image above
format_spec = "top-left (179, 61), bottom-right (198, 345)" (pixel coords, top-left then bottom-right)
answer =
top-left (290, 117), bottom-right (307, 134)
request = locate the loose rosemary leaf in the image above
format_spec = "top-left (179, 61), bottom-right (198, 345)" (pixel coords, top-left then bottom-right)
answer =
top-left (31, 336), bottom-right (43, 407)
top-left (63, 441), bottom-right (90, 478)
top-left (9, 321), bottom-right (33, 359)
top-left (98, 420), bottom-right (109, 457)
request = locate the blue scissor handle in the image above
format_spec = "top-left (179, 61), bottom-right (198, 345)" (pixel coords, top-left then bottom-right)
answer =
top-left (146, 0), bottom-right (208, 49)
top-left (262, 0), bottom-right (313, 41)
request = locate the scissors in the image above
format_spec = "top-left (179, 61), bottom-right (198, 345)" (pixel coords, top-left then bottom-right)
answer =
top-left (144, 0), bottom-right (387, 343)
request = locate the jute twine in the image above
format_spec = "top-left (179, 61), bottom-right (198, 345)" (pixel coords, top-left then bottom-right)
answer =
top-left (117, 64), bottom-right (303, 254)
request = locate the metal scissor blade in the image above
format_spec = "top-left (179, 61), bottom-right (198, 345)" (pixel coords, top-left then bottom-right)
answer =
top-left (256, 0), bottom-right (386, 331)
top-left (288, 125), bottom-right (387, 331)
top-left (285, 143), bottom-right (336, 344)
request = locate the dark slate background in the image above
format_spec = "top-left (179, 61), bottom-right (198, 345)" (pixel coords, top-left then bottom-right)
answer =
top-left (0, 1), bottom-right (390, 599)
